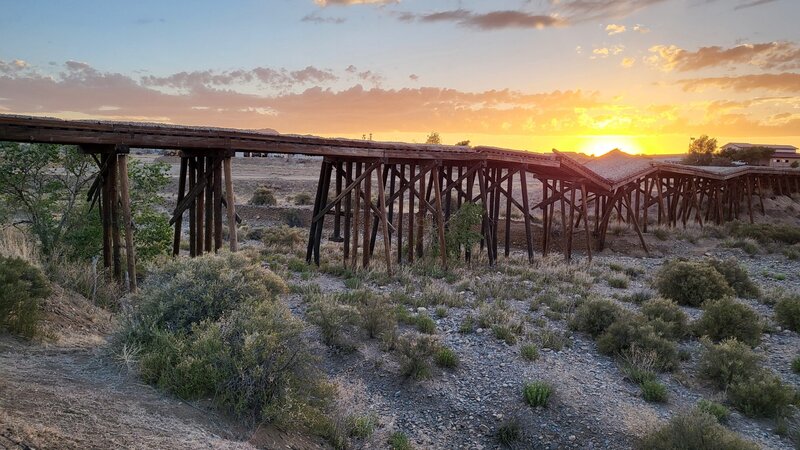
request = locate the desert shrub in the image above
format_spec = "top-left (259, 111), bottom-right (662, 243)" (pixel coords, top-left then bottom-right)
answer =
top-left (727, 221), bottom-right (800, 246)
top-left (620, 345), bottom-right (659, 385)
top-left (348, 414), bottom-right (378, 439)
top-left (250, 186), bottom-right (277, 206)
top-left (497, 418), bottom-right (521, 446)
top-left (397, 334), bottom-right (438, 380)
top-left (728, 371), bottom-right (796, 418)
top-left (641, 298), bottom-right (688, 340)
top-left (522, 381), bottom-right (552, 407)
top-left (597, 315), bottom-right (678, 371)
top-left (722, 237), bottom-right (761, 255)
top-left (654, 260), bottom-right (733, 307)
top-left (793, 356), bottom-right (800, 374)
top-left (520, 343), bottom-right (539, 361)
top-left (774, 294), bottom-right (800, 332)
top-left (696, 399), bottom-right (730, 423)
top-left (115, 253), bottom-right (330, 427)
top-left (698, 338), bottom-right (762, 389)
top-left (0, 256), bottom-right (50, 338)
top-left (651, 227), bottom-right (669, 241)
top-left (415, 314), bottom-right (436, 334)
top-left (695, 297), bottom-right (762, 346)
top-left (606, 274), bottom-right (629, 289)
top-left (640, 379), bottom-right (668, 403)
top-left (421, 281), bottom-right (463, 307)
top-left (284, 210), bottom-right (305, 227)
top-left (435, 347), bottom-right (459, 369)
top-left (570, 298), bottom-right (625, 338)
top-left (357, 293), bottom-right (396, 339)
top-left (459, 315), bottom-right (475, 334)
top-left (434, 306), bottom-right (447, 318)
top-left (388, 431), bottom-right (412, 450)
top-left (620, 290), bottom-right (652, 304)
top-left (706, 258), bottom-right (760, 299)
top-left (536, 327), bottom-right (571, 351)
top-left (307, 296), bottom-right (360, 351)
top-left (492, 325), bottom-right (518, 345)
top-left (637, 410), bottom-right (758, 450)
top-left (262, 226), bottom-right (304, 249)
top-left (294, 192), bottom-right (313, 206)
top-left (45, 257), bottom-right (121, 308)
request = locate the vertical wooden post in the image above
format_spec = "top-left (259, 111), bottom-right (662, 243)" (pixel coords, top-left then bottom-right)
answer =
top-left (476, 165), bottom-right (494, 265)
top-left (314, 162), bottom-right (332, 266)
top-left (100, 153), bottom-right (112, 270)
top-left (213, 157), bottom-right (223, 252)
top-left (397, 164), bottom-right (405, 264)
top-left (376, 162), bottom-right (392, 274)
top-left (408, 163), bottom-right (415, 264)
top-left (223, 155), bottom-right (237, 252)
top-left (351, 162), bottom-right (362, 269)
top-left (204, 157), bottom-right (214, 253)
top-left (362, 163), bottom-right (372, 268)
top-left (343, 161), bottom-right (353, 263)
top-left (117, 153), bottom-right (137, 292)
top-left (109, 154), bottom-right (122, 280)
top-left (173, 157), bottom-right (188, 256)
top-left (465, 164), bottom-right (475, 263)
top-left (566, 182), bottom-right (576, 261)
top-left (432, 162), bottom-right (447, 269)
top-left (541, 178), bottom-right (550, 256)
top-left (196, 157), bottom-right (205, 254)
top-left (307, 161), bottom-right (326, 263)
top-left (580, 183), bottom-right (593, 261)
top-left (559, 180), bottom-right (567, 256)
top-left (333, 161), bottom-right (343, 241)
top-left (504, 168), bottom-right (513, 258)
top-left (416, 164), bottom-right (426, 259)
top-left (519, 167), bottom-right (534, 263)
top-left (188, 157), bottom-right (197, 257)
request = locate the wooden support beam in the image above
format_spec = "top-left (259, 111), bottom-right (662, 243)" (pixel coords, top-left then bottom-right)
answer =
top-left (476, 165), bottom-right (494, 265)
top-left (408, 163), bottom-right (415, 264)
top-left (566, 182), bottom-right (576, 261)
top-left (109, 154), bottom-right (122, 280)
top-left (351, 162), bottom-right (362, 269)
top-left (213, 157), bottom-right (223, 252)
top-left (333, 161), bottom-right (343, 241)
top-left (432, 164), bottom-right (448, 269)
top-left (580, 183), bottom-right (593, 262)
top-left (196, 157), bottom-right (205, 255)
top-left (396, 164), bottom-right (404, 264)
top-left (117, 154), bottom-right (137, 292)
top-left (172, 157), bottom-right (188, 256)
top-left (223, 156), bottom-right (237, 252)
top-left (519, 168), bottom-right (534, 263)
top-left (314, 162), bottom-right (333, 266)
top-left (504, 168), bottom-right (514, 258)
top-left (363, 163), bottom-right (373, 268)
top-left (100, 153), bottom-right (112, 270)
top-left (416, 163), bottom-right (426, 259)
top-left (188, 157), bottom-right (197, 257)
top-left (343, 161), bottom-right (353, 263)
top-left (376, 163), bottom-right (392, 274)
top-left (622, 190), bottom-right (649, 255)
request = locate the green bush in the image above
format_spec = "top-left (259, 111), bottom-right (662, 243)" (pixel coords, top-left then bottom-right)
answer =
top-left (356, 292), bottom-right (396, 339)
top-left (115, 253), bottom-right (330, 427)
top-left (654, 260), bottom-right (734, 307)
top-left (435, 347), bottom-right (459, 369)
top-left (695, 298), bottom-right (762, 346)
top-left (641, 298), bottom-right (688, 340)
top-left (307, 296), bottom-right (360, 351)
top-left (444, 202), bottom-right (483, 258)
top-left (523, 381), bottom-right (552, 407)
top-left (0, 256), bottom-right (50, 338)
top-left (774, 294), bottom-right (800, 332)
top-left (492, 324), bottom-right (518, 345)
top-left (696, 399), bottom-right (730, 423)
top-left (640, 379), bottom-right (668, 403)
top-left (698, 338), bottom-right (761, 389)
top-left (388, 431), bottom-right (413, 450)
top-left (606, 274), bottom-right (629, 289)
top-left (706, 258), bottom-right (760, 299)
top-left (459, 315), bottom-right (475, 334)
top-left (637, 410), bottom-right (758, 450)
top-left (250, 186), bottom-right (277, 206)
top-left (262, 226), bottom-right (304, 249)
top-left (728, 371), bottom-right (796, 418)
top-left (792, 356), bottom-right (800, 374)
top-left (348, 414), bottom-right (378, 439)
top-left (397, 334), bottom-right (438, 380)
top-left (570, 298), bottom-right (625, 338)
top-left (597, 315), bottom-right (679, 371)
top-left (727, 221), bottom-right (800, 245)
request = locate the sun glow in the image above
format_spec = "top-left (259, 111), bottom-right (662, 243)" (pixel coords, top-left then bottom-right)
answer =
top-left (578, 135), bottom-right (643, 156)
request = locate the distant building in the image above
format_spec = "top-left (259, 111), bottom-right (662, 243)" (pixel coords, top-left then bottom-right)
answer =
top-left (720, 143), bottom-right (800, 167)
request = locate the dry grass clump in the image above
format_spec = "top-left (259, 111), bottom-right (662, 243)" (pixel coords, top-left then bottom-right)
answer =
top-left (637, 410), bottom-right (758, 450)
top-left (654, 260), bottom-right (734, 307)
top-left (397, 333), bottom-right (439, 380)
top-left (114, 253), bottom-right (331, 430)
top-left (262, 225), bottom-right (305, 250)
top-left (478, 301), bottom-right (524, 344)
top-left (0, 227), bottom-right (39, 263)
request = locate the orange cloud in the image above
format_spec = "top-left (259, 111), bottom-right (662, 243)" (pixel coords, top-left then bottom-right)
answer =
top-left (678, 73), bottom-right (800, 93)
top-left (648, 41), bottom-right (800, 71)
top-left (605, 24), bottom-right (626, 35)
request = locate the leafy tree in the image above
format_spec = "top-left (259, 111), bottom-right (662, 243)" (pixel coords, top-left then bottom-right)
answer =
top-left (455, 140), bottom-right (471, 147)
top-left (425, 132), bottom-right (442, 145)
top-left (0, 143), bottom-right (95, 256)
top-left (717, 146), bottom-right (774, 165)
top-left (127, 159), bottom-right (171, 264)
top-left (683, 135), bottom-right (717, 166)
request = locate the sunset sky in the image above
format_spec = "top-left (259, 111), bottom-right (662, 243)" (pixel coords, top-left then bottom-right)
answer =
top-left (1, 0), bottom-right (798, 155)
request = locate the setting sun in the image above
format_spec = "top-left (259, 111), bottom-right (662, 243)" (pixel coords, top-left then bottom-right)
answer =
top-left (576, 135), bottom-right (642, 156)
